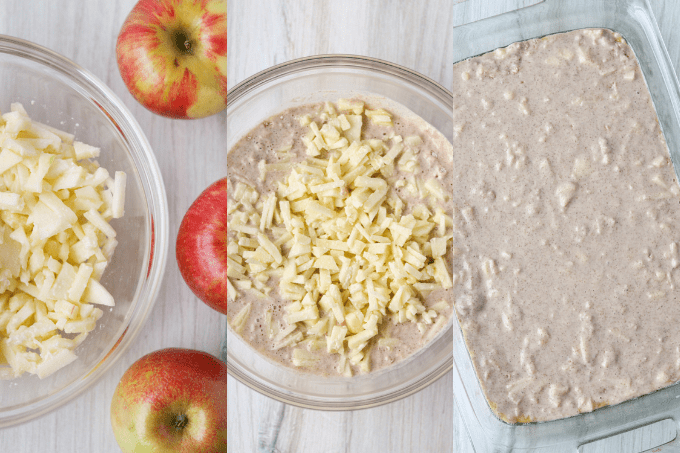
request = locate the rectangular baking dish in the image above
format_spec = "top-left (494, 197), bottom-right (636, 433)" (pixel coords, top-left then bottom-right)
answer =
top-left (450, 0), bottom-right (680, 451)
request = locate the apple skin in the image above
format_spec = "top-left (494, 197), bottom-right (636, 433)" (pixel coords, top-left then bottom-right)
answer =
top-left (110, 348), bottom-right (227, 453)
top-left (176, 178), bottom-right (228, 314)
top-left (116, 0), bottom-right (227, 119)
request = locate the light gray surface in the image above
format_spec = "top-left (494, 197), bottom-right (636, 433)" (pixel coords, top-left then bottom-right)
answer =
top-left (228, 1), bottom-right (680, 453)
top-left (0, 1), bottom-right (226, 452)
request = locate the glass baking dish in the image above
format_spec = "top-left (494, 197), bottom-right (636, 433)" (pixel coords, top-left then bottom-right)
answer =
top-left (450, 0), bottom-right (680, 451)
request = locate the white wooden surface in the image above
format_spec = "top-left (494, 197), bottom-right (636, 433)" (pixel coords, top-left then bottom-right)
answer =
top-left (0, 1), bottom-right (227, 452)
top-left (228, 1), bottom-right (680, 453)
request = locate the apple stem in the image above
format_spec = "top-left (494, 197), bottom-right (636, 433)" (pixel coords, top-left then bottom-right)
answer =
top-left (173, 414), bottom-right (189, 431)
top-left (173, 30), bottom-right (194, 55)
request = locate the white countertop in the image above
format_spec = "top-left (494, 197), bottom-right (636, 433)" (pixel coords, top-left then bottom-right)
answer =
top-left (0, 1), bottom-right (226, 452)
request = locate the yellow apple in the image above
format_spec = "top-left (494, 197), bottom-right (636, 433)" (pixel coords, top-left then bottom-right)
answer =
top-left (110, 348), bottom-right (228, 452)
top-left (116, 0), bottom-right (227, 119)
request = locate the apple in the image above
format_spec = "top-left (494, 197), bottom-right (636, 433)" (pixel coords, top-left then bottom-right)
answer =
top-left (116, 0), bottom-right (227, 119)
top-left (110, 348), bottom-right (227, 453)
top-left (176, 178), bottom-right (228, 314)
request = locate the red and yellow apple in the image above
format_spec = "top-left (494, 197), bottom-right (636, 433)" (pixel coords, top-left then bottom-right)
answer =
top-left (116, 0), bottom-right (227, 119)
top-left (176, 178), bottom-right (228, 314)
top-left (110, 348), bottom-right (227, 453)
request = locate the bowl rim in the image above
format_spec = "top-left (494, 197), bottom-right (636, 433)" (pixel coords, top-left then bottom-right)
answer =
top-left (226, 54), bottom-right (454, 410)
top-left (227, 54), bottom-right (453, 110)
top-left (0, 34), bottom-right (169, 427)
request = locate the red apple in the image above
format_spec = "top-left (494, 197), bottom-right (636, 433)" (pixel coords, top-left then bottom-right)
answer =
top-left (110, 348), bottom-right (227, 453)
top-left (116, 0), bottom-right (227, 119)
top-left (176, 178), bottom-right (227, 314)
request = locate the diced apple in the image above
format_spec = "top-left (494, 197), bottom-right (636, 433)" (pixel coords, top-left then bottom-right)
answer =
top-left (79, 303), bottom-right (94, 318)
top-left (24, 153), bottom-right (54, 193)
top-left (40, 191), bottom-right (77, 223)
top-left (6, 298), bottom-right (35, 334)
top-left (111, 171), bottom-right (126, 218)
top-left (0, 227), bottom-right (22, 277)
top-left (0, 149), bottom-right (22, 175)
top-left (83, 166), bottom-right (108, 187)
top-left (101, 237), bottom-right (118, 261)
top-left (9, 319), bottom-right (56, 345)
top-left (27, 201), bottom-right (69, 241)
top-left (2, 111), bottom-right (31, 137)
top-left (92, 261), bottom-right (107, 280)
top-left (292, 348), bottom-right (318, 367)
top-left (28, 247), bottom-right (45, 275)
top-left (3, 137), bottom-right (38, 157)
top-left (0, 339), bottom-right (28, 374)
top-left (83, 209), bottom-right (116, 238)
top-left (35, 348), bottom-right (77, 379)
top-left (67, 263), bottom-right (93, 302)
top-left (33, 121), bottom-right (74, 145)
top-left (52, 165), bottom-right (84, 191)
top-left (229, 303), bottom-right (251, 334)
top-left (63, 317), bottom-right (95, 334)
top-left (72, 332), bottom-right (88, 347)
top-left (45, 256), bottom-right (61, 273)
top-left (69, 236), bottom-right (97, 263)
top-left (40, 335), bottom-right (74, 352)
top-left (82, 278), bottom-right (114, 306)
top-left (54, 300), bottom-right (78, 319)
top-left (0, 312), bottom-right (11, 332)
top-left (17, 282), bottom-right (39, 299)
top-left (73, 141), bottom-right (100, 160)
top-left (44, 158), bottom-right (71, 179)
top-left (0, 192), bottom-right (25, 212)
top-left (50, 262), bottom-right (76, 300)
top-left (9, 103), bottom-right (27, 116)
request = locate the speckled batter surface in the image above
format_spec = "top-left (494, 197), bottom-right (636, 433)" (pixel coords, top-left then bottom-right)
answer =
top-left (451, 28), bottom-right (680, 422)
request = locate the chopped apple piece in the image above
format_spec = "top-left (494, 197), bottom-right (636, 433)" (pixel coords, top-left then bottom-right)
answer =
top-left (83, 209), bottom-right (116, 238)
top-left (0, 228), bottom-right (22, 277)
top-left (73, 141), bottom-right (100, 160)
top-left (111, 171), bottom-right (126, 218)
top-left (51, 262), bottom-right (76, 300)
top-left (35, 348), bottom-right (77, 379)
top-left (0, 149), bottom-right (23, 175)
top-left (291, 348), bottom-right (318, 367)
top-left (230, 303), bottom-right (252, 334)
top-left (82, 278), bottom-right (115, 306)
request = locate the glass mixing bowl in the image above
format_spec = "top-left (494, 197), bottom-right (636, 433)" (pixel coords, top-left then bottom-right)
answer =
top-left (0, 35), bottom-right (168, 426)
top-left (226, 55), bottom-right (453, 410)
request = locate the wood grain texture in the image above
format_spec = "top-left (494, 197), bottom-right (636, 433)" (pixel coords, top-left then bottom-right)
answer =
top-left (226, 0), bottom-right (454, 92)
top-left (0, 1), bottom-right (226, 452)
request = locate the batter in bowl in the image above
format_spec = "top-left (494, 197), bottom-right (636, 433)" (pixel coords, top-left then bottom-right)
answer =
top-left (226, 97), bottom-right (454, 376)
